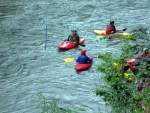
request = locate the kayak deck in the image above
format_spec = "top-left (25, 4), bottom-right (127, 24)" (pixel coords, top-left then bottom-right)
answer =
top-left (126, 58), bottom-right (139, 71)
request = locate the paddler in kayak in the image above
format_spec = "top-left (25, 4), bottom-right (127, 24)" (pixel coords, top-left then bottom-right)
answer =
top-left (132, 55), bottom-right (150, 75)
top-left (123, 48), bottom-right (150, 75)
top-left (132, 48), bottom-right (150, 75)
top-left (67, 30), bottom-right (80, 44)
top-left (106, 21), bottom-right (116, 35)
top-left (106, 21), bottom-right (127, 35)
top-left (76, 49), bottom-right (92, 64)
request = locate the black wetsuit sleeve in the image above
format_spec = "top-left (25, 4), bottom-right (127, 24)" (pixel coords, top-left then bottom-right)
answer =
top-left (114, 26), bottom-right (116, 33)
top-left (76, 35), bottom-right (80, 44)
top-left (67, 35), bottom-right (71, 41)
top-left (77, 35), bottom-right (79, 41)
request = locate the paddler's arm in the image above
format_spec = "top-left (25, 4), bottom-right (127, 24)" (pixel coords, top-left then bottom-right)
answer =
top-left (113, 26), bottom-right (116, 33)
top-left (87, 56), bottom-right (92, 63)
top-left (67, 35), bottom-right (71, 41)
top-left (76, 56), bottom-right (80, 62)
top-left (76, 35), bottom-right (80, 44)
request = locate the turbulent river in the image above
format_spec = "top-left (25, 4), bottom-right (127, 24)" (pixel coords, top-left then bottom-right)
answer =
top-left (0, 0), bottom-right (150, 113)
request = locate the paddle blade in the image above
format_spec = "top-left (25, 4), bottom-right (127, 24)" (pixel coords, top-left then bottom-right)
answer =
top-left (79, 44), bottom-right (85, 47)
top-left (64, 58), bottom-right (75, 62)
top-left (76, 43), bottom-right (85, 47)
top-left (123, 28), bottom-right (127, 31)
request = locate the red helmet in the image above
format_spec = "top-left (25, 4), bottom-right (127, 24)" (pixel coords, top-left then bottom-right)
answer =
top-left (81, 49), bottom-right (86, 54)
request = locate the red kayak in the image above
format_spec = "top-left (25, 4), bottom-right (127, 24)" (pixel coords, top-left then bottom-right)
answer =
top-left (126, 58), bottom-right (139, 71)
top-left (58, 38), bottom-right (85, 50)
top-left (75, 54), bottom-right (93, 71)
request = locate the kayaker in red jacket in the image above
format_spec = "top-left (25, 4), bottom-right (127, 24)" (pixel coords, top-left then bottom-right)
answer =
top-left (106, 21), bottom-right (116, 35)
top-left (67, 30), bottom-right (80, 44)
top-left (105, 21), bottom-right (127, 35)
top-left (76, 49), bottom-right (92, 64)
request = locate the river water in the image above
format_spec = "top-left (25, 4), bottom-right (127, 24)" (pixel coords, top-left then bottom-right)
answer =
top-left (0, 0), bottom-right (150, 113)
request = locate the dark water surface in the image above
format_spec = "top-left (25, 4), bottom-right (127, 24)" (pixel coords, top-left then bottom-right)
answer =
top-left (0, 0), bottom-right (150, 113)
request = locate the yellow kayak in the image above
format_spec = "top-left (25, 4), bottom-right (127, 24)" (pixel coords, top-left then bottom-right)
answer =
top-left (93, 30), bottom-right (130, 38)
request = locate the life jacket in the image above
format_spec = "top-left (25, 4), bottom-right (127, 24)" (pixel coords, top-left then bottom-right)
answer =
top-left (68, 35), bottom-right (77, 42)
top-left (76, 55), bottom-right (92, 64)
top-left (106, 25), bottom-right (115, 35)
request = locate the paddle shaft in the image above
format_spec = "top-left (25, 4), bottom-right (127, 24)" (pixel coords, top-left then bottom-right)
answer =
top-left (116, 28), bottom-right (127, 33)
top-left (78, 43), bottom-right (85, 47)
top-left (45, 25), bottom-right (48, 50)
top-left (64, 56), bottom-right (98, 62)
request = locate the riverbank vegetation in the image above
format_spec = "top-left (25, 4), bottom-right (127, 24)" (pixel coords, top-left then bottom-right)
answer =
top-left (35, 92), bottom-right (74, 113)
top-left (94, 27), bottom-right (150, 113)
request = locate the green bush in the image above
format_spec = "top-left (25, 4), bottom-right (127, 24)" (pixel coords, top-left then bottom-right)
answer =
top-left (35, 92), bottom-right (74, 113)
top-left (95, 27), bottom-right (150, 113)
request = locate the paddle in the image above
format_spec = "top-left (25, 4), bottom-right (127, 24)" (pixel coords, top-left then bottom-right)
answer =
top-left (64, 55), bottom-right (97, 62)
top-left (107, 28), bottom-right (127, 39)
top-left (116, 28), bottom-right (127, 33)
top-left (123, 28), bottom-right (127, 31)
top-left (64, 58), bottom-right (75, 62)
top-left (77, 43), bottom-right (85, 47)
